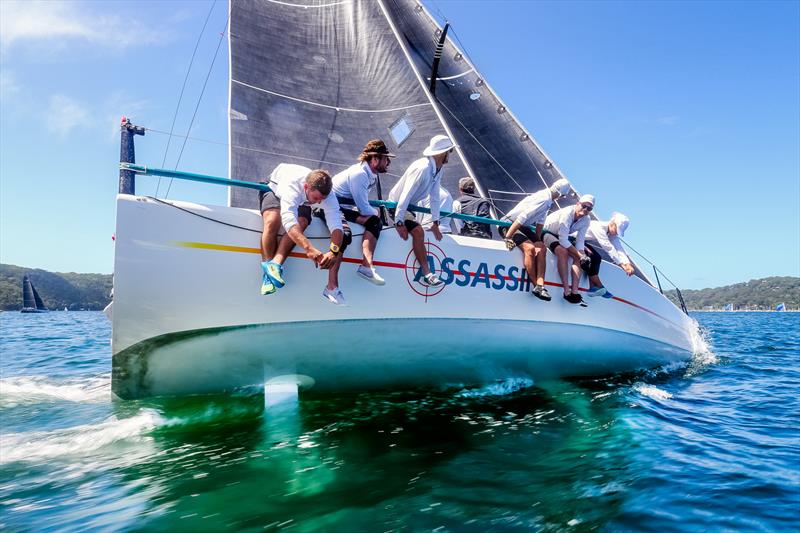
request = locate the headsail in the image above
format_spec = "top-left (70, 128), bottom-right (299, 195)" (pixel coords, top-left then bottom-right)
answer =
top-left (382, 0), bottom-right (577, 215)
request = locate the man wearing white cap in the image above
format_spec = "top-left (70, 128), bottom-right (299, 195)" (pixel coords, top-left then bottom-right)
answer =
top-left (542, 194), bottom-right (595, 304)
top-left (583, 212), bottom-right (634, 299)
top-left (499, 178), bottom-right (572, 301)
top-left (387, 134), bottom-right (455, 287)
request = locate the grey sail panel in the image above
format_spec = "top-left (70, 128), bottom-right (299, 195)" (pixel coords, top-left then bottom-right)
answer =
top-left (229, 0), bottom-right (469, 208)
top-left (383, 0), bottom-right (578, 216)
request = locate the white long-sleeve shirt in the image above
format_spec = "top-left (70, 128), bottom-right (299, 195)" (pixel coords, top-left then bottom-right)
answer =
top-left (387, 157), bottom-right (442, 223)
top-left (544, 205), bottom-right (590, 250)
top-left (586, 220), bottom-right (630, 265)
top-left (504, 188), bottom-right (553, 227)
top-left (331, 162), bottom-right (379, 217)
top-left (418, 187), bottom-right (455, 233)
top-left (268, 163), bottom-right (342, 234)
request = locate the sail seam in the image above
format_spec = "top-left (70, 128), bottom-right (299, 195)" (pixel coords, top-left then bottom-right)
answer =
top-left (265, 0), bottom-right (351, 8)
top-left (232, 80), bottom-right (431, 113)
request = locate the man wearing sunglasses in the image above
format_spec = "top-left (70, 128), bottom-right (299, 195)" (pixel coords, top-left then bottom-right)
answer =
top-left (542, 194), bottom-right (595, 304)
top-left (331, 139), bottom-right (395, 295)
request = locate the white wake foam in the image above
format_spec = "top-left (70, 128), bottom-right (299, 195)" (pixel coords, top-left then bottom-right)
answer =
top-left (457, 377), bottom-right (535, 398)
top-left (0, 409), bottom-right (164, 464)
top-left (632, 382), bottom-right (673, 401)
top-left (0, 375), bottom-right (111, 407)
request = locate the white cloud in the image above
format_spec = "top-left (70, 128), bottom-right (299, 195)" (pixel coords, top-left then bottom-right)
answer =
top-left (47, 94), bottom-right (91, 138)
top-left (657, 116), bottom-right (679, 126)
top-left (0, 1), bottom-right (163, 52)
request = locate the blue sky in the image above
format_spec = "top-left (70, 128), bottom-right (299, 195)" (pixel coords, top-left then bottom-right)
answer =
top-left (1, 0), bottom-right (798, 289)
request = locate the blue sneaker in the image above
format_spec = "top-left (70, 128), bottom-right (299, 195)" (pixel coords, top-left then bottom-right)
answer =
top-left (587, 286), bottom-right (607, 297)
top-left (602, 290), bottom-right (614, 299)
top-left (261, 261), bottom-right (285, 288)
top-left (260, 274), bottom-right (276, 295)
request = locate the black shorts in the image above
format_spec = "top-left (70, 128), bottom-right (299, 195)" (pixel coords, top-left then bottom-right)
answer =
top-left (259, 190), bottom-right (312, 224)
top-left (387, 208), bottom-right (420, 231)
top-left (340, 207), bottom-right (362, 224)
top-left (500, 223), bottom-right (541, 247)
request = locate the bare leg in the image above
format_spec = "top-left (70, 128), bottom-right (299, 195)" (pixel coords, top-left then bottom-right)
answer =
top-left (534, 242), bottom-right (546, 286)
top-left (519, 242), bottom-right (536, 285)
top-left (260, 210), bottom-right (282, 261)
top-left (410, 226), bottom-right (431, 275)
top-left (273, 218), bottom-right (309, 265)
top-left (361, 232), bottom-right (377, 268)
top-left (327, 254), bottom-right (343, 290)
top-left (555, 246), bottom-right (570, 293)
top-left (355, 214), bottom-right (377, 269)
top-left (570, 261), bottom-right (581, 293)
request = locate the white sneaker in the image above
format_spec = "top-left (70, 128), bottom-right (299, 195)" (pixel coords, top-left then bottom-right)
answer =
top-left (421, 273), bottom-right (443, 287)
top-left (322, 287), bottom-right (347, 306)
top-left (356, 265), bottom-right (386, 285)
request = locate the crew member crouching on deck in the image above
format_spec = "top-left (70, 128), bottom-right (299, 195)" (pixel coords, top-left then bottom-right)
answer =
top-left (387, 134), bottom-right (455, 287)
top-left (331, 139), bottom-right (395, 286)
top-left (542, 195), bottom-right (594, 305)
top-left (259, 164), bottom-right (350, 305)
top-left (499, 178), bottom-right (571, 301)
top-left (582, 212), bottom-right (633, 299)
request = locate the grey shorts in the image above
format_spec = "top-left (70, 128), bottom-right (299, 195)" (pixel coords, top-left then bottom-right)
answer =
top-left (542, 232), bottom-right (561, 252)
top-left (259, 190), bottom-right (311, 224)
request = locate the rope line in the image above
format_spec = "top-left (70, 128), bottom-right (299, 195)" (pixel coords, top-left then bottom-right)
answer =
top-left (145, 196), bottom-right (366, 239)
top-left (155, 0), bottom-right (216, 198)
top-left (165, 15), bottom-right (230, 199)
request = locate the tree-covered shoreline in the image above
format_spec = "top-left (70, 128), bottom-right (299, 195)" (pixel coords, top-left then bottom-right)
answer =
top-left (0, 264), bottom-right (112, 311)
top-left (666, 276), bottom-right (799, 311)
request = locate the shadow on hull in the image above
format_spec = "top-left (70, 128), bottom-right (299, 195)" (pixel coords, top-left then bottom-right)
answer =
top-left (112, 318), bottom-right (691, 399)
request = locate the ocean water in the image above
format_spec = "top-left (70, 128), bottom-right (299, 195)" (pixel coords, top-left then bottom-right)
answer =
top-left (0, 312), bottom-right (798, 532)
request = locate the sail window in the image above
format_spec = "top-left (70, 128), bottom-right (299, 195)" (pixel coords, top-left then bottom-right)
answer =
top-left (389, 116), bottom-right (414, 147)
top-left (469, 92), bottom-right (481, 101)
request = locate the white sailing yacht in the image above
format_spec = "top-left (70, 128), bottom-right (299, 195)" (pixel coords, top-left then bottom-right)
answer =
top-left (110, 0), bottom-right (698, 399)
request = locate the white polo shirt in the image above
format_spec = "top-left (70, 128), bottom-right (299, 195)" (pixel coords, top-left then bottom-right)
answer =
top-left (505, 188), bottom-right (553, 227)
top-left (332, 162), bottom-right (379, 217)
top-left (268, 163), bottom-right (343, 234)
top-left (388, 157), bottom-right (442, 223)
top-left (586, 220), bottom-right (631, 265)
top-left (544, 205), bottom-right (590, 250)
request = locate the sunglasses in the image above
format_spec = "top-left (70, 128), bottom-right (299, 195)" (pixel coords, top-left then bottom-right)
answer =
top-left (580, 203), bottom-right (593, 211)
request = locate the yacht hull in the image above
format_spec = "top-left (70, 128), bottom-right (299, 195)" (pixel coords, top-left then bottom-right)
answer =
top-left (112, 195), bottom-right (696, 399)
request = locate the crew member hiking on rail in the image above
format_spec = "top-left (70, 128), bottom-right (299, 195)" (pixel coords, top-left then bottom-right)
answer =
top-left (499, 178), bottom-right (571, 301)
top-left (582, 211), bottom-right (633, 299)
top-left (387, 134), bottom-right (455, 287)
top-left (542, 194), bottom-right (594, 305)
top-left (331, 139), bottom-right (394, 286)
top-left (259, 164), bottom-right (348, 304)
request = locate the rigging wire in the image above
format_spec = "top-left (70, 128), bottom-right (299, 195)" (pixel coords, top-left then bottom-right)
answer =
top-left (155, 0), bottom-right (217, 198)
top-left (164, 15), bottom-right (230, 199)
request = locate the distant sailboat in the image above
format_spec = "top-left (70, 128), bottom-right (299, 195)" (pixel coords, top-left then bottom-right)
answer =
top-left (723, 303), bottom-right (733, 312)
top-left (776, 303), bottom-right (786, 312)
top-left (21, 275), bottom-right (48, 313)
